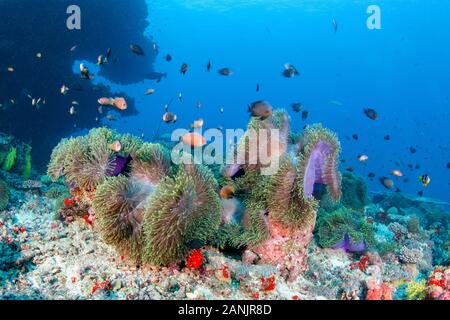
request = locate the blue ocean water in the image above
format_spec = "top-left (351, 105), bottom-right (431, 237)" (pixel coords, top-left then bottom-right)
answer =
top-left (1, 0), bottom-right (449, 201)
top-left (84, 0), bottom-right (450, 201)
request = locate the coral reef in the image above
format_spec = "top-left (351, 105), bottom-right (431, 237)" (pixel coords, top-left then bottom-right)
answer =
top-left (398, 246), bottom-right (423, 264)
top-left (365, 279), bottom-right (393, 300)
top-left (0, 160), bottom-right (448, 300)
top-left (0, 178), bottom-right (9, 211)
top-left (406, 279), bottom-right (427, 300)
top-left (40, 111), bottom-right (341, 276)
top-left (427, 267), bottom-right (450, 300)
top-left (36, 106), bottom-right (450, 299)
top-left (22, 147), bottom-right (32, 180)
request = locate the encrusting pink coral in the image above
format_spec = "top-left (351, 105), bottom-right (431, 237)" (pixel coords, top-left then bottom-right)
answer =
top-left (245, 216), bottom-right (315, 281)
top-left (365, 278), bottom-right (393, 300)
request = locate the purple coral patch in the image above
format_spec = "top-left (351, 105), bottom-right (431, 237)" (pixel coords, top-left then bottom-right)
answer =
top-left (332, 233), bottom-right (366, 253)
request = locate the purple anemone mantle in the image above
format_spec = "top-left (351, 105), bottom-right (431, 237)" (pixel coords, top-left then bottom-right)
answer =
top-left (332, 233), bottom-right (366, 253)
top-left (303, 140), bottom-right (334, 197)
top-left (107, 155), bottom-right (132, 177)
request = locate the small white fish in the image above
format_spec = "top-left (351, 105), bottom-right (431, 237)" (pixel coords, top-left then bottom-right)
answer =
top-left (36, 52), bottom-right (43, 59)
top-left (70, 45), bottom-right (77, 52)
top-left (7, 67), bottom-right (15, 72)
top-left (358, 154), bottom-right (369, 162)
top-left (69, 106), bottom-right (76, 115)
top-left (97, 54), bottom-right (104, 66)
top-left (329, 100), bottom-right (343, 106)
top-left (60, 85), bottom-right (69, 95)
top-left (391, 170), bottom-right (403, 177)
top-left (144, 88), bottom-right (155, 95)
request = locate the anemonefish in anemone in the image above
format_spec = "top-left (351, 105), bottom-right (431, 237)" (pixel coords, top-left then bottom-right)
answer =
top-left (181, 132), bottom-right (206, 148)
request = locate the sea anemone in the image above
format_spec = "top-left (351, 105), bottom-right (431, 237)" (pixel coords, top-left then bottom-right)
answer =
top-left (211, 222), bottom-right (245, 250)
top-left (130, 142), bottom-right (172, 187)
top-left (238, 203), bottom-right (271, 247)
top-left (222, 110), bottom-right (291, 196)
top-left (64, 138), bottom-right (116, 191)
top-left (93, 175), bottom-right (153, 262)
top-left (267, 155), bottom-right (318, 230)
top-left (48, 128), bottom-right (141, 192)
top-left (118, 133), bottom-right (144, 157)
top-left (91, 142), bottom-right (169, 262)
top-left (47, 137), bottom-right (76, 181)
top-left (297, 124), bottom-right (342, 202)
top-left (235, 108), bottom-right (291, 175)
top-left (315, 206), bottom-right (375, 251)
top-left (0, 178), bottom-right (9, 210)
top-left (142, 164), bottom-right (221, 265)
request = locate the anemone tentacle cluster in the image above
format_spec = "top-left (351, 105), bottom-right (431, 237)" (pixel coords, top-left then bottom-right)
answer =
top-left (48, 127), bottom-right (140, 196)
top-left (316, 206), bottom-right (375, 251)
top-left (216, 110), bottom-right (342, 277)
top-left (143, 163), bottom-right (221, 265)
top-left (49, 127), bottom-right (221, 266)
top-left (49, 109), bottom-right (342, 273)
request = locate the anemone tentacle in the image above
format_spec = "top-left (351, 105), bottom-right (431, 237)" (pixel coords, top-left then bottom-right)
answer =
top-left (48, 127), bottom-right (140, 192)
top-left (93, 175), bottom-right (152, 262)
top-left (131, 142), bottom-right (172, 186)
top-left (267, 155), bottom-right (319, 231)
top-left (142, 164), bottom-right (221, 265)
